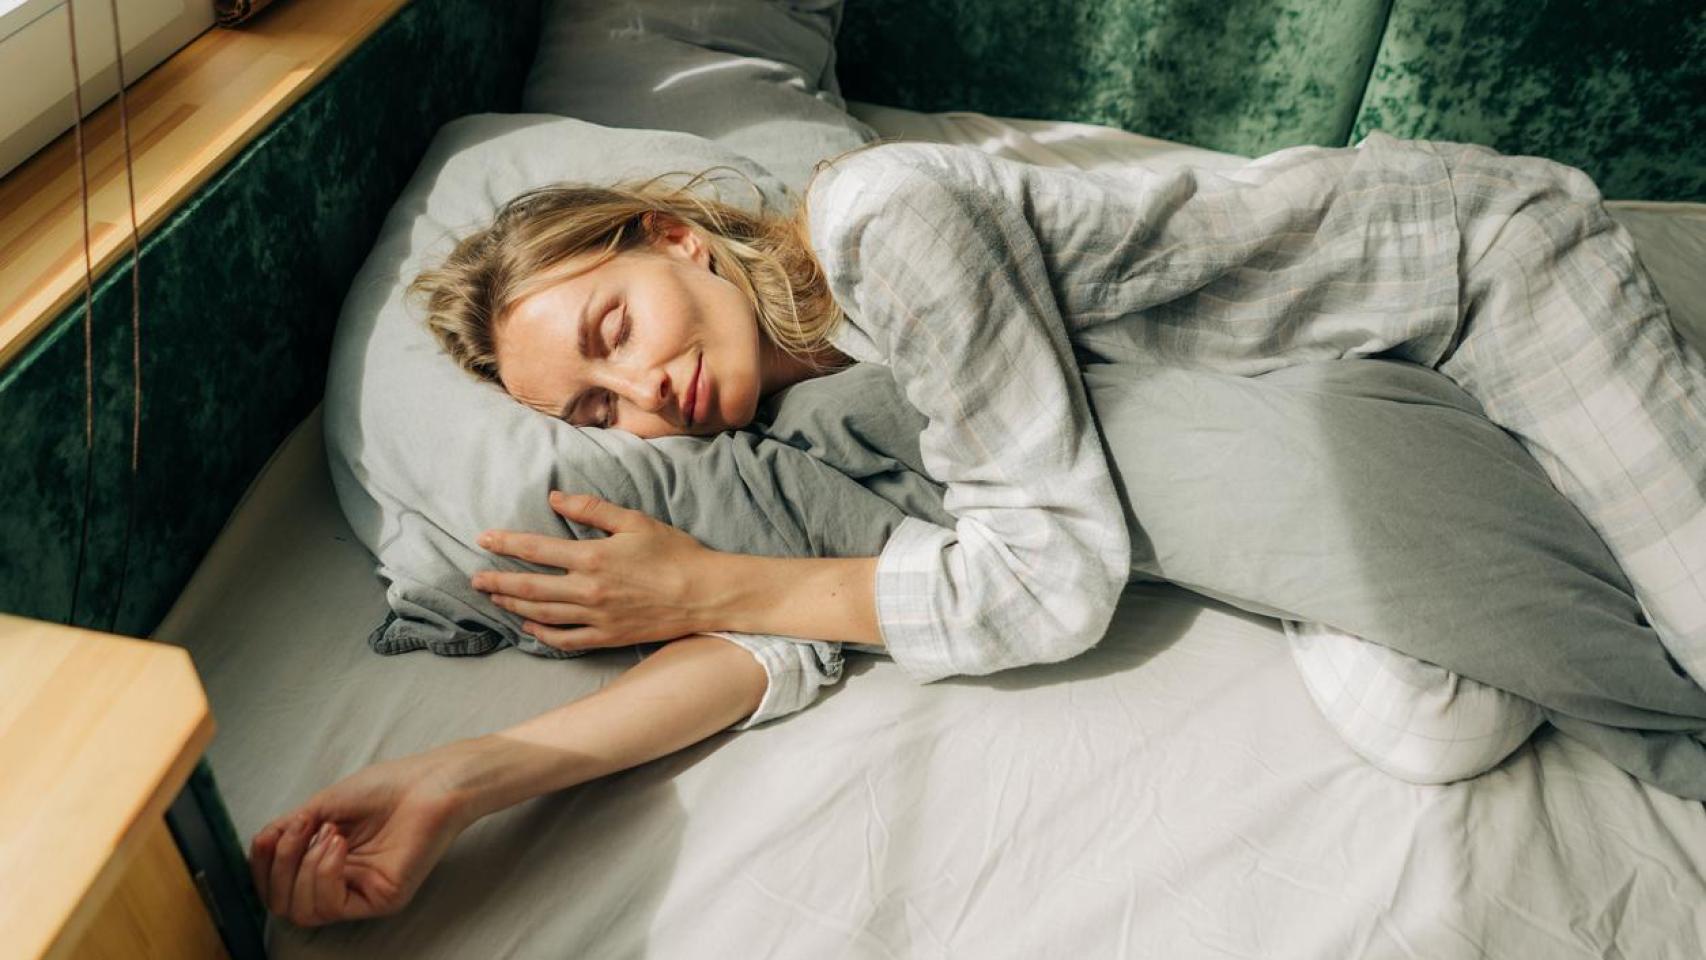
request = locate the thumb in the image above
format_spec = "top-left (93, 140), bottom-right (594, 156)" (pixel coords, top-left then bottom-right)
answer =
top-left (550, 491), bottom-right (645, 534)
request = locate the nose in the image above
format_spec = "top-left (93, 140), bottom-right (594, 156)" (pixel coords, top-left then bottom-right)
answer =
top-left (607, 365), bottom-right (672, 415)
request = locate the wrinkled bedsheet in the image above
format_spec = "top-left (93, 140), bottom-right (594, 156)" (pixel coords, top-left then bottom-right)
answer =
top-left (154, 105), bottom-right (1706, 958)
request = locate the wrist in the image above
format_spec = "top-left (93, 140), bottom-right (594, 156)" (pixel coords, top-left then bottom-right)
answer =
top-left (431, 734), bottom-right (576, 828)
top-left (698, 554), bottom-right (881, 646)
top-left (696, 552), bottom-right (764, 634)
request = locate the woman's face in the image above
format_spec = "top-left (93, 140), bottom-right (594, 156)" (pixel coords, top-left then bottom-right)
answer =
top-left (495, 220), bottom-right (764, 439)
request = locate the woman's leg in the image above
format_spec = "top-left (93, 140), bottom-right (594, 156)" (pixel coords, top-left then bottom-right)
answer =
top-left (1432, 142), bottom-right (1706, 689)
top-left (1286, 620), bottom-right (1545, 784)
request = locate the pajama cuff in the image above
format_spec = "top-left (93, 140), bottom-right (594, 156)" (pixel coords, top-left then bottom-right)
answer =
top-left (706, 631), bottom-right (844, 731)
top-left (873, 515), bottom-right (960, 685)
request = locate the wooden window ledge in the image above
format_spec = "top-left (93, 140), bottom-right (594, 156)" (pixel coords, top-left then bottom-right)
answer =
top-left (0, 0), bottom-right (413, 371)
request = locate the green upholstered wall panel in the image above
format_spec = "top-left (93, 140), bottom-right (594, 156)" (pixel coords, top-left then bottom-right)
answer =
top-left (0, 294), bottom-right (130, 626)
top-left (1351, 0), bottom-right (1706, 201)
top-left (0, 0), bottom-right (541, 634)
top-left (836, 0), bottom-right (1393, 156)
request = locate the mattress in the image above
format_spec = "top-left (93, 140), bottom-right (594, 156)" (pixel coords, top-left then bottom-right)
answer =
top-left (155, 104), bottom-right (1706, 959)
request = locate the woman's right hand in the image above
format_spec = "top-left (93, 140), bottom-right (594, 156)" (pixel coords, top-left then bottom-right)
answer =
top-left (248, 742), bottom-right (482, 927)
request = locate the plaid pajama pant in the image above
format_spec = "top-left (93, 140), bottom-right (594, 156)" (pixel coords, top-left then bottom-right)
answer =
top-left (1284, 138), bottom-right (1706, 778)
top-left (1425, 139), bottom-right (1706, 689)
top-left (1074, 130), bottom-right (1706, 693)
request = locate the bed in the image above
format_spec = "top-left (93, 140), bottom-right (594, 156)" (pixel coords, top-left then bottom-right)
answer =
top-left (153, 102), bottom-right (1706, 958)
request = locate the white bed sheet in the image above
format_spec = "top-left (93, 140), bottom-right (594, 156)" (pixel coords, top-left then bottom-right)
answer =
top-left (156, 106), bottom-right (1706, 959)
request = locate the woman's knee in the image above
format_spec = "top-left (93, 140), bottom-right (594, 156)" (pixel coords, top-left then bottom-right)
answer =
top-left (1285, 620), bottom-right (1546, 785)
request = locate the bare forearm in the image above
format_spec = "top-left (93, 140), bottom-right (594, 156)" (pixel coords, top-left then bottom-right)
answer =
top-left (708, 554), bottom-right (882, 647)
top-left (441, 634), bottom-right (767, 825)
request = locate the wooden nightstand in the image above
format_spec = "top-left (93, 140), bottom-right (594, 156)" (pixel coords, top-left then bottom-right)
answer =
top-left (0, 614), bottom-right (228, 959)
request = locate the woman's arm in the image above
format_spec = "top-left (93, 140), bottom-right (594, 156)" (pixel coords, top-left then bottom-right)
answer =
top-left (707, 553), bottom-right (882, 646)
top-left (474, 491), bottom-right (884, 649)
top-left (452, 632), bottom-right (768, 818)
top-left (250, 633), bottom-right (767, 927)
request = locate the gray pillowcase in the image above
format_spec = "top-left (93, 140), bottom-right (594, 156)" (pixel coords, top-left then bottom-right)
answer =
top-left (523, 0), bottom-right (876, 189)
top-left (1098, 359), bottom-right (1706, 795)
top-left (322, 115), bottom-right (872, 658)
top-left (328, 0), bottom-right (878, 656)
top-left (757, 358), bottom-right (1706, 794)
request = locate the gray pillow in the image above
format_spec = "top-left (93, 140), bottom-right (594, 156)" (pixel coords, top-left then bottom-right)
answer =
top-left (752, 357), bottom-right (1706, 792)
top-left (523, 0), bottom-right (876, 189)
top-left (322, 115), bottom-right (873, 657)
top-left (1085, 358), bottom-right (1706, 792)
top-left (327, 0), bottom-right (876, 656)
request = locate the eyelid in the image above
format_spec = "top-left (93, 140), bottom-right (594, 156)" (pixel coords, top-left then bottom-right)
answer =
top-left (609, 303), bottom-right (629, 350)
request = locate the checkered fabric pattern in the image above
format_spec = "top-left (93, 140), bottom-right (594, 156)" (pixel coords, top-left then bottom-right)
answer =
top-left (726, 132), bottom-right (1706, 731)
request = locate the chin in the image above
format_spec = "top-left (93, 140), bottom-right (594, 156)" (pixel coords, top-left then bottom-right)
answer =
top-left (728, 387), bottom-right (761, 430)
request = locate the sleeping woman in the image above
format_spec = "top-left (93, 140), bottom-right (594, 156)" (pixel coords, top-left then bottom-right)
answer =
top-left (248, 133), bottom-right (1706, 927)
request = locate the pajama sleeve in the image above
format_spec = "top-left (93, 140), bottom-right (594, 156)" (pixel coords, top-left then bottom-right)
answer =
top-left (804, 143), bottom-right (1132, 684)
top-left (704, 631), bottom-right (843, 730)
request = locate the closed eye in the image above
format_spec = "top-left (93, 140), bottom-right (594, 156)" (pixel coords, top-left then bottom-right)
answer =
top-left (610, 305), bottom-right (630, 351)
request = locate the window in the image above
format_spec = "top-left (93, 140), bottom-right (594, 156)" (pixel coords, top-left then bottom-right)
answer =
top-left (0, 0), bottom-right (213, 179)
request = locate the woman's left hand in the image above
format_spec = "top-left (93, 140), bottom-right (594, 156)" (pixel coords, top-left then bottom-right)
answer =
top-left (471, 491), bottom-right (721, 651)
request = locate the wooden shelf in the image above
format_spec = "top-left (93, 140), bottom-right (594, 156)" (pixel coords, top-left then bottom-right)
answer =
top-left (0, 0), bottom-right (413, 371)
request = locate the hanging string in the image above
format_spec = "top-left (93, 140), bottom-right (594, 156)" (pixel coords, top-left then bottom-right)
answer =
top-left (105, 0), bottom-right (143, 633)
top-left (64, 0), bottom-right (96, 448)
top-left (64, 0), bottom-right (97, 624)
top-left (61, 0), bottom-right (144, 628)
top-left (107, 0), bottom-right (141, 475)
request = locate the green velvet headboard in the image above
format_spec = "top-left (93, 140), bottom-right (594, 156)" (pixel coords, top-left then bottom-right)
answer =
top-left (2, 0), bottom-right (1701, 644)
top-left (837, 0), bottom-right (1706, 201)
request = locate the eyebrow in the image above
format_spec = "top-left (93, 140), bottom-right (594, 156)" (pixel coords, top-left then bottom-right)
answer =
top-left (576, 289), bottom-right (600, 360)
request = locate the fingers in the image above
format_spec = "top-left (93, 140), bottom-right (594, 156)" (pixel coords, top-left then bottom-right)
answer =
top-left (472, 570), bottom-right (594, 604)
top-left (524, 622), bottom-right (616, 651)
top-left (313, 829), bottom-right (348, 921)
top-left (288, 821), bottom-right (348, 926)
top-left (267, 814), bottom-right (312, 918)
top-left (476, 530), bottom-right (585, 569)
top-left (249, 821), bottom-right (282, 905)
top-left (550, 490), bottom-right (647, 534)
top-left (290, 822), bottom-right (334, 925)
top-left (488, 594), bottom-right (594, 626)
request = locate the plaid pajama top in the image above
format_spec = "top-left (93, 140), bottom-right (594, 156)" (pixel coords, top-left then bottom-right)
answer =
top-left (713, 133), bottom-right (1481, 729)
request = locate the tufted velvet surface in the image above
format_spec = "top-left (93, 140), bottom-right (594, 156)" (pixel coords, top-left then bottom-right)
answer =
top-left (0, 0), bottom-right (541, 633)
top-left (838, 0), bottom-right (1705, 200)
top-left (1350, 0), bottom-right (1706, 201)
top-left (837, 0), bottom-right (1392, 155)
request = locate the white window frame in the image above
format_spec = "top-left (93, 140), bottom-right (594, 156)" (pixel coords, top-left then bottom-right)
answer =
top-left (0, 0), bottom-right (214, 180)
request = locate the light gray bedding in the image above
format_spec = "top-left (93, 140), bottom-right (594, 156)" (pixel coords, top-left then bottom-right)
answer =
top-left (678, 356), bottom-right (1706, 796)
top-left (156, 105), bottom-right (1706, 960)
top-left (338, 115), bottom-right (1706, 794)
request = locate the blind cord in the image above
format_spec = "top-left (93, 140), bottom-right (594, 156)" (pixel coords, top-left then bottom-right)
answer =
top-left (63, 0), bottom-right (96, 625)
top-left (62, 0), bottom-right (143, 628)
top-left (106, 0), bottom-right (142, 632)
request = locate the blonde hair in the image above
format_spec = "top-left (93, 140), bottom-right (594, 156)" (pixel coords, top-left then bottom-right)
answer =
top-left (409, 168), bottom-right (845, 383)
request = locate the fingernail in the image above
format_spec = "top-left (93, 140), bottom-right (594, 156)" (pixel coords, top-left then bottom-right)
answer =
top-left (549, 490), bottom-right (564, 503)
top-left (477, 533), bottom-right (493, 548)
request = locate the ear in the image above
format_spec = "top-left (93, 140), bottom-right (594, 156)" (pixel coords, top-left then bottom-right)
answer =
top-left (644, 212), bottom-right (710, 269)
